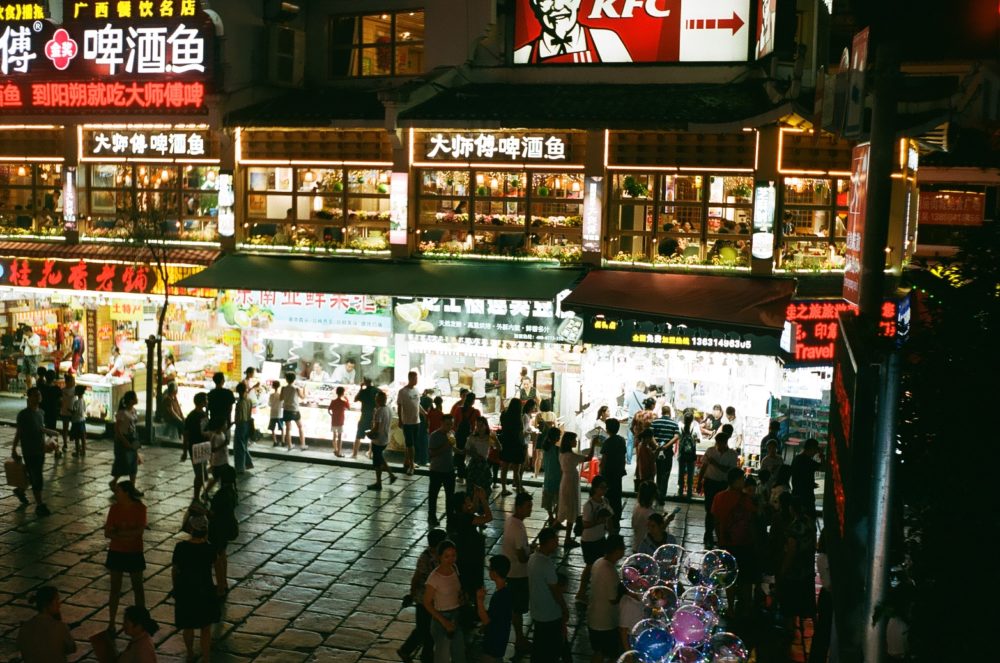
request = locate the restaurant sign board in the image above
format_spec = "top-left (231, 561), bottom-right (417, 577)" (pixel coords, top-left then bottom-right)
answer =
top-left (582, 315), bottom-right (781, 355)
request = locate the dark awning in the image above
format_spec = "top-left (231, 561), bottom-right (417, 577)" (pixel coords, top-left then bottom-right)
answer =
top-left (177, 254), bottom-right (584, 300)
top-left (562, 270), bottom-right (797, 331)
top-left (0, 240), bottom-right (219, 266)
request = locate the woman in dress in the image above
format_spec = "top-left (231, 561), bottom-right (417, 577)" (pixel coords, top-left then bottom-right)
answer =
top-left (540, 427), bottom-right (562, 527)
top-left (556, 431), bottom-right (594, 549)
top-left (105, 480), bottom-right (147, 638)
top-left (465, 417), bottom-right (496, 496)
top-left (111, 391), bottom-right (140, 491)
top-left (172, 513), bottom-right (221, 663)
top-left (498, 399), bottom-right (524, 496)
top-left (424, 540), bottom-right (466, 663)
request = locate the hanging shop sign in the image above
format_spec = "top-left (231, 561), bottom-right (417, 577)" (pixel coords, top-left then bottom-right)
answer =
top-left (751, 180), bottom-right (775, 260)
top-left (582, 315), bottom-right (781, 355)
top-left (82, 127), bottom-right (208, 158)
top-left (917, 191), bottom-right (985, 227)
top-left (393, 296), bottom-right (583, 344)
top-left (784, 299), bottom-right (897, 364)
top-left (754, 0), bottom-right (776, 59)
top-left (420, 131), bottom-right (572, 164)
top-left (843, 143), bottom-right (869, 306)
top-left (513, 0), bottom-right (750, 64)
top-left (0, 0), bottom-right (214, 113)
top-left (0, 257), bottom-right (158, 293)
top-left (217, 290), bottom-right (392, 334)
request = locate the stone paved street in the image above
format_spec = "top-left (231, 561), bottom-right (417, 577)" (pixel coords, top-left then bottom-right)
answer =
top-left (0, 426), bottom-right (718, 662)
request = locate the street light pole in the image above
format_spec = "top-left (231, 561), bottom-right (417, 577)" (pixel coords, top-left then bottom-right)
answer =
top-left (144, 334), bottom-right (156, 446)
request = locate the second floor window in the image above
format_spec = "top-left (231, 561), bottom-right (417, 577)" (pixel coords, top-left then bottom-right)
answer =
top-left (329, 10), bottom-right (425, 77)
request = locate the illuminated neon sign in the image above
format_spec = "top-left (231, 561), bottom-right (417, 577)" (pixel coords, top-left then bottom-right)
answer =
top-left (0, 0), bottom-right (213, 113)
top-left (785, 299), bottom-right (897, 363)
top-left (1, 257), bottom-right (158, 293)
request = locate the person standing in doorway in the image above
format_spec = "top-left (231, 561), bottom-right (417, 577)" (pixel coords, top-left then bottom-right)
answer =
top-left (599, 419), bottom-right (627, 532)
top-left (353, 378), bottom-right (378, 458)
top-left (649, 405), bottom-right (680, 504)
top-left (502, 492), bottom-right (533, 655)
top-left (328, 386), bottom-right (349, 457)
top-left (280, 371), bottom-right (306, 450)
top-left (698, 430), bottom-right (739, 548)
top-left (499, 398), bottom-right (525, 496)
top-left (528, 527), bottom-right (568, 663)
top-left (368, 390), bottom-right (398, 490)
top-left (266, 380), bottom-right (283, 446)
top-left (398, 371), bottom-right (424, 476)
top-left (427, 414), bottom-right (456, 527)
top-left (10, 387), bottom-right (56, 516)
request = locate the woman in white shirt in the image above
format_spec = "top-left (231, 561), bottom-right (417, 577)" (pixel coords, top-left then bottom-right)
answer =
top-left (424, 540), bottom-right (466, 662)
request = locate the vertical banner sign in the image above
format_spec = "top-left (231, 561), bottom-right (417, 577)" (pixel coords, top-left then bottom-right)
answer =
top-left (86, 308), bottom-right (98, 371)
top-left (582, 175), bottom-right (603, 253)
top-left (843, 143), bottom-right (869, 306)
top-left (751, 180), bottom-right (775, 259)
top-left (216, 171), bottom-right (235, 237)
top-left (389, 171), bottom-right (408, 245)
top-left (62, 165), bottom-right (77, 229)
top-left (843, 27), bottom-right (869, 137)
top-left (513, 0), bottom-right (750, 64)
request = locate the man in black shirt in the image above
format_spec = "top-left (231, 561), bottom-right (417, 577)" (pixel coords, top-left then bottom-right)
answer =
top-left (599, 418), bottom-right (627, 533)
top-left (791, 438), bottom-right (823, 516)
top-left (206, 372), bottom-right (235, 441)
top-left (40, 370), bottom-right (62, 453)
top-left (11, 387), bottom-right (57, 516)
top-left (183, 392), bottom-right (210, 501)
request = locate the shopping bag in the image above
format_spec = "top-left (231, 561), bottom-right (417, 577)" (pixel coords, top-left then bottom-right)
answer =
top-left (4, 458), bottom-right (28, 489)
top-left (88, 628), bottom-right (116, 663)
top-left (580, 458), bottom-right (600, 484)
top-left (191, 441), bottom-right (211, 465)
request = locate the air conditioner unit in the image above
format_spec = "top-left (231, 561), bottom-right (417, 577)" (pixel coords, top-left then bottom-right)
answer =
top-left (268, 25), bottom-right (305, 87)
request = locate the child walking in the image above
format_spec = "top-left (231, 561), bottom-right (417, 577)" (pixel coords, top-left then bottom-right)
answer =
top-left (327, 386), bottom-right (348, 457)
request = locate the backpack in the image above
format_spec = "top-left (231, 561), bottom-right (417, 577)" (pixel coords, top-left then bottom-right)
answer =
top-left (679, 425), bottom-right (697, 459)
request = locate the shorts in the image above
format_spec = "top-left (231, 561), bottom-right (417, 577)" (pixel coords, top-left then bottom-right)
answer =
top-left (22, 355), bottom-right (37, 375)
top-left (282, 410), bottom-right (301, 423)
top-left (402, 423), bottom-right (419, 448)
top-left (588, 628), bottom-right (621, 658)
top-left (331, 425), bottom-right (343, 434)
top-left (372, 444), bottom-right (386, 467)
top-left (508, 576), bottom-right (529, 614)
top-left (267, 417), bottom-right (284, 432)
top-left (22, 455), bottom-right (44, 492)
top-left (581, 538), bottom-right (605, 565)
top-left (105, 550), bottom-right (146, 573)
top-left (71, 421), bottom-right (87, 438)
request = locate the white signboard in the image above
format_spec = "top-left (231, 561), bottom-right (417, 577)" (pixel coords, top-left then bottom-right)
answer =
top-left (424, 132), bottom-right (567, 162)
top-left (679, 0), bottom-right (750, 62)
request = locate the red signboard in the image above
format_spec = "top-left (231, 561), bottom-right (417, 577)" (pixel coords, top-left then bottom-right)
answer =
top-left (786, 299), bottom-right (896, 363)
top-left (843, 143), bottom-right (869, 306)
top-left (512, 0), bottom-right (750, 64)
top-left (0, 257), bottom-right (157, 293)
top-left (918, 190), bottom-right (985, 227)
top-left (0, 0), bottom-right (213, 113)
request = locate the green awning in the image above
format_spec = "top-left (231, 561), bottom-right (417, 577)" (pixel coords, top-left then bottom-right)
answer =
top-left (177, 254), bottom-right (585, 300)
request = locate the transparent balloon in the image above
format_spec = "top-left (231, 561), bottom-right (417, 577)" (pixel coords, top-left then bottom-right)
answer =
top-left (701, 549), bottom-right (739, 590)
top-left (669, 646), bottom-right (709, 663)
top-left (669, 604), bottom-right (714, 648)
top-left (617, 651), bottom-right (653, 663)
top-left (622, 553), bottom-right (661, 595)
top-left (707, 632), bottom-right (749, 663)
top-left (642, 585), bottom-right (679, 619)
top-left (630, 621), bottom-right (675, 662)
top-left (654, 544), bottom-right (686, 583)
top-left (684, 550), bottom-right (709, 587)
top-left (681, 585), bottom-right (727, 615)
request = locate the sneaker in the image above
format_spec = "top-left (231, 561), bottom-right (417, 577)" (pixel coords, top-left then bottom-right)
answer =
top-left (36, 504), bottom-right (51, 517)
top-left (367, 483), bottom-right (383, 491)
top-left (388, 474), bottom-right (397, 485)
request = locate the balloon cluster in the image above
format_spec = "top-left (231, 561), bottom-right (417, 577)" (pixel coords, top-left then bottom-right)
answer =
top-left (616, 548), bottom-right (747, 663)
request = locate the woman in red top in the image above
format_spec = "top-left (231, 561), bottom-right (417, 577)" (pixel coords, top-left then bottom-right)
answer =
top-left (327, 386), bottom-right (349, 457)
top-left (104, 480), bottom-right (147, 636)
top-left (426, 396), bottom-right (444, 433)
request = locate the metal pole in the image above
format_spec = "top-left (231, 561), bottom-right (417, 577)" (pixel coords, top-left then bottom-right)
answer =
top-left (144, 335), bottom-right (156, 446)
top-left (863, 350), bottom-right (900, 663)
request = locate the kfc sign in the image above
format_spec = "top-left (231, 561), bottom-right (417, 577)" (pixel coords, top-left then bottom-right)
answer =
top-left (513, 0), bottom-right (751, 64)
top-left (83, 127), bottom-right (208, 158)
top-left (0, 0), bottom-right (213, 113)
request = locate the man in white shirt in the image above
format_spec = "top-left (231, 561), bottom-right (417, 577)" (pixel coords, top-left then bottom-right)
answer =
top-left (20, 327), bottom-right (40, 389)
top-left (587, 534), bottom-right (626, 662)
top-left (721, 406), bottom-right (744, 451)
top-left (502, 492), bottom-right (532, 654)
top-left (697, 432), bottom-right (739, 548)
top-left (397, 370), bottom-right (424, 476)
top-left (528, 527), bottom-right (567, 662)
top-left (330, 358), bottom-right (357, 385)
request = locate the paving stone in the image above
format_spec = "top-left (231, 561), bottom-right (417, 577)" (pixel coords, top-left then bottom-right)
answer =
top-left (269, 628), bottom-right (324, 650)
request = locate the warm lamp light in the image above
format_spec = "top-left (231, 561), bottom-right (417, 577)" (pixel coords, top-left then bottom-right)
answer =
top-left (16, 165), bottom-right (26, 177)
top-left (571, 180), bottom-right (581, 192)
top-left (303, 170), bottom-right (315, 183)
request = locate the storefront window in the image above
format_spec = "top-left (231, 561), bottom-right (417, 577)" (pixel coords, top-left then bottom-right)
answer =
top-left (0, 164), bottom-right (64, 237)
top-left (779, 177), bottom-right (849, 270)
top-left (609, 173), bottom-right (751, 268)
top-left (416, 168), bottom-right (583, 262)
top-left (81, 164), bottom-right (221, 242)
top-left (329, 10), bottom-right (425, 77)
top-left (244, 166), bottom-right (391, 254)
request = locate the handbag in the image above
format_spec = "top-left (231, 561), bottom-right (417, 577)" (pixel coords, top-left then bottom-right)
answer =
top-left (4, 458), bottom-right (28, 489)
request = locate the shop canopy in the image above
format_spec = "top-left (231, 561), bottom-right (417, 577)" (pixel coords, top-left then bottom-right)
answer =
top-left (0, 241), bottom-right (219, 266)
top-left (177, 254), bottom-right (584, 300)
top-left (562, 270), bottom-right (797, 332)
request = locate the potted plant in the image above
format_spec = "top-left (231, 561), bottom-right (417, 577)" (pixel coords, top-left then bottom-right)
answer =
top-left (622, 176), bottom-right (649, 198)
top-left (728, 182), bottom-right (752, 201)
top-left (537, 184), bottom-right (550, 197)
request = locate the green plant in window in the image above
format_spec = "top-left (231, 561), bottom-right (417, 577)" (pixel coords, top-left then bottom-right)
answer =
top-left (622, 176), bottom-right (649, 198)
top-left (537, 185), bottom-right (550, 197)
top-left (728, 182), bottom-right (752, 199)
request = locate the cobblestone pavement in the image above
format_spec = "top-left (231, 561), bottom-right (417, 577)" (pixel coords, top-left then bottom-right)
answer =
top-left (0, 427), bottom-right (722, 662)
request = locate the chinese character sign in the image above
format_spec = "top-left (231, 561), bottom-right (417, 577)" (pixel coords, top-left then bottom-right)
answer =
top-left (84, 128), bottom-right (207, 158)
top-left (217, 290), bottom-right (392, 334)
top-left (422, 132), bottom-right (574, 164)
top-left (513, 0), bottom-right (751, 64)
top-left (0, 0), bottom-right (213, 114)
top-left (843, 143), bottom-right (869, 306)
top-left (393, 297), bottom-right (578, 344)
top-left (785, 298), bottom-right (897, 364)
top-left (918, 191), bottom-right (985, 227)
top-left (0, 257), bottom-right (158, 293)
top-left (583, 316), bottom-right (779, 355)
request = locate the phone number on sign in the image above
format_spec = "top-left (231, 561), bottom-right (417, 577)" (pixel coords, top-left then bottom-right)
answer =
top-left (692, 337), bottom-right (752, 350)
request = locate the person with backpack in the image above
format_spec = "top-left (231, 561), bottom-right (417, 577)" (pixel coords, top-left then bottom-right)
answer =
top-left (649, 405), bottom-right (680, 504)
top-left (676, 410), bottom-right (701, 501)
